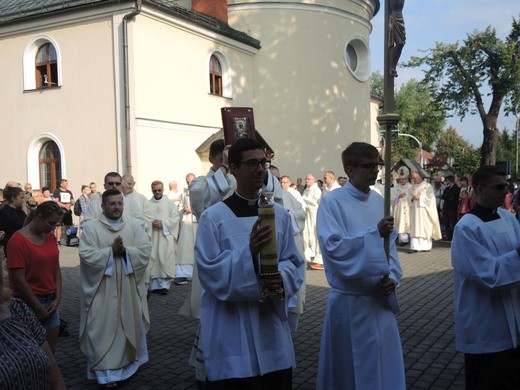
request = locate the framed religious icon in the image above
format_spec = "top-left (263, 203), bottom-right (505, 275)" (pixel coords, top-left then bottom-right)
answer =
top-left (221, 107), bottom-right (256, 145)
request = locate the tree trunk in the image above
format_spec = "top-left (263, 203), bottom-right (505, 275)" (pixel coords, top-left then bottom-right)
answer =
top-left (480, 116), bottom-right (499, 166)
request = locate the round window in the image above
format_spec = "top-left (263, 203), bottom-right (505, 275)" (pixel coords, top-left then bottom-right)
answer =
top-left (344, 37), bottom-right (370, 82)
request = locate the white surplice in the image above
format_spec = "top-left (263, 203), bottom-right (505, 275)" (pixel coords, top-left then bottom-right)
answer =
top-left (316, 183), bottom-right (405, 390)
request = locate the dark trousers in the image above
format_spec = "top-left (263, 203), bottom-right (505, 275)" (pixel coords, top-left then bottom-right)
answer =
top-left (465, 347), bottom-right (520, 389)
top-left (443, 209), bottom-right (457, 240)
top-left (204, 368), bottom-right (292, 390)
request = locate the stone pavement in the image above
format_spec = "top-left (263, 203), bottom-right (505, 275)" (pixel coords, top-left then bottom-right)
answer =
top-left (55, 240), bottom-right (464, 389)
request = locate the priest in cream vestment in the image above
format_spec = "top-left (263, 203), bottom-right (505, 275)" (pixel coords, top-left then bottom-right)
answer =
top-left (391, 167), bottom-right (412, 245)
top-left (79, 189), bottom-right (152, 386)
top-left (148, 181), bottom-right (180, 293)
top-left (409, 171), bottom-right (441, 251)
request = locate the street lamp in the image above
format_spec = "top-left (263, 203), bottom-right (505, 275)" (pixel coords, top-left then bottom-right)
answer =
top-left (397, 133), bottom-right (423, 168)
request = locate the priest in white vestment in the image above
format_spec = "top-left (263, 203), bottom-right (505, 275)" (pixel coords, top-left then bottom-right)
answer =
top-left (148, 181), bottom-right (180, 294)
top-left (316, 142), bottom-right (405, 390)
top-left (121, 174), bottom-right (153, 235)
top-left (167, 181), bottom-right (182, 210)
top-left (79, 189), bottom-right (152, 387)
top-left (409, 171), bottom-right (441, 251)
top-left (302, 174), bottom-right (322, 264)
top-left (391, 167), bottom-right (412, 245)
top-left (195, 138), bottom-right (304, 387)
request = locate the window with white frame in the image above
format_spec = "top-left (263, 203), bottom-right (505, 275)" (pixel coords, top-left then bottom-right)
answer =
top-left (208, 51), bottom-right (231, 98)
top-left (23, 36), bottom-right (62, 90)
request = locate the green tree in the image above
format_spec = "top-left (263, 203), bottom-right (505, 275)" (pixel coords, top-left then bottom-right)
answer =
top-left (370, 70), bottom-right (384, 99)
top-left (496, 127), bottom-right (517, 176)
top-left (406, 16), bottom-right (520, 166)
top-left (435, 126), bottom-right (480, 175)
top-left (395, 79), bottom-right (445, 152)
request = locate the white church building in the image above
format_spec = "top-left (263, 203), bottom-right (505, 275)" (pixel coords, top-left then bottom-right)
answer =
top-left (0, 0), bottom-right (381, 194)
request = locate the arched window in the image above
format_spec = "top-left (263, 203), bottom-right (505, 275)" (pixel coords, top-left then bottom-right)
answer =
top-left (39, 141), bottom-right (61, 190)
top-left (209, 55), bottom-right (223, 96)
top-left (23, 36), bottom-right (62, 90)
top-left (35, 43), bottom-right (58, 88)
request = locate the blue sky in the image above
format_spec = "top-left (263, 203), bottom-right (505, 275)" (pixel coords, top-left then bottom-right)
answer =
top-left (370, 0), bottom-right (519, 148)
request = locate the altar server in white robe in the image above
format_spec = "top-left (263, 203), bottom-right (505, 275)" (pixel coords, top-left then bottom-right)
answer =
top-left (195, 138), bottom-right (304, 387)
top-left (183, 139), bottom-right (285, 385)
top-left (452, 165), bottom-right (520, 389)
top-left (409, 171), bottom-right (441, 251)
top-left (148, 181), bottom-right (180, 294)
top-left (316, 142), bottom-right (405, 390)
top-left (79, 189), bottom-right (152, 387)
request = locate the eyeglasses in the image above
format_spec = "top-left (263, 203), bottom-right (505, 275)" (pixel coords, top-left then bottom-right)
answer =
top-left (352, 162), bottom-right (385, 171)
top-left (240, 159), bottom-right (267, 171)
top-left (106, 181), bottom-right (122, 186)
top-left (481, 184), bottom-right (509, 191)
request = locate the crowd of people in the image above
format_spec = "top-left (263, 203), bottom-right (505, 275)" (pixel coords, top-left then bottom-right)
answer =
top-left (1, 139), bottom-right (520, 389)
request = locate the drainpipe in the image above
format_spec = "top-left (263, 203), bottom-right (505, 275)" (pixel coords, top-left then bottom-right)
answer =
top-left (122, 0), bottom-right (142, 175)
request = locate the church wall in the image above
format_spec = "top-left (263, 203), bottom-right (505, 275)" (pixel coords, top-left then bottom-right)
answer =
top-left (128, 12), bottom-right (258, 192)
top-left (0, 17), bottom-right (119, 195)
top-left (228, 0), bottom-right (377, 180)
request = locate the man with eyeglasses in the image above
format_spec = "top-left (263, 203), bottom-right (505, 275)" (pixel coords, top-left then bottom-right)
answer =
top-left (82, 172), bottom-right (124, 223)
top-left (451, 165), bottom-right (520, 389)
top-left (408, 170), bottom-right (441, 252)
top-left (147, 180), bottom-right (180, 295)
top-left (195, 138), bottom-right (304, 389)
top-left (316, 142), bottom-right (405, 390)
top-left (183, 139), bottom-right (284, 386)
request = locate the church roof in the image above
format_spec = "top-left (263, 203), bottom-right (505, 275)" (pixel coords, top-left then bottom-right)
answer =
top-left (0, 0), bottom-right (261, 49)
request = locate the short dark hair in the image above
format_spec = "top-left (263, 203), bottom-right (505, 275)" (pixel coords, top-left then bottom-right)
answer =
top-left (341, 142), bottom-right (380, 173)
top-left (209, 139), bottom-right (225, 159)
top-left (472, 165), bottom-right (507, 187)
top-left (102, 189), bottom-right (123, 204)
top-left (104, 172), bottom-right (121, 183)
top-left (41, 186), bottom-right (50, 192)
top-left (228, 138), bottom-right (263, 166)
top-left (3, 186), bottom-right (23, 202)
top-left (446, 175), bottom-right (455, 182)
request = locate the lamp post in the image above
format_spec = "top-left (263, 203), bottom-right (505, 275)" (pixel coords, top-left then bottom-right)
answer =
top-left (397, 133), bottom-right (423, 167)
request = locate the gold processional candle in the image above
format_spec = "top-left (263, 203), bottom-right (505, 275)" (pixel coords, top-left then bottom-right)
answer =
top-left (257, 192), bottom-right (284, 301)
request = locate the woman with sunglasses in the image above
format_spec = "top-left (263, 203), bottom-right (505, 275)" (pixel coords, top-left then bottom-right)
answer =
top-left (6, 201), bottom-right (63, 353)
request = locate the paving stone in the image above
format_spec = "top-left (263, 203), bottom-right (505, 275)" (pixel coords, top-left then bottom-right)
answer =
top-left (55, 241), bottom-right (465, 388)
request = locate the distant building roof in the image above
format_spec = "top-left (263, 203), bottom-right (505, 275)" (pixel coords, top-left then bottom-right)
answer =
top-left (0, 0), bottom-right (261, 49)
top-left (393, 158), bottom-right (430, 179)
